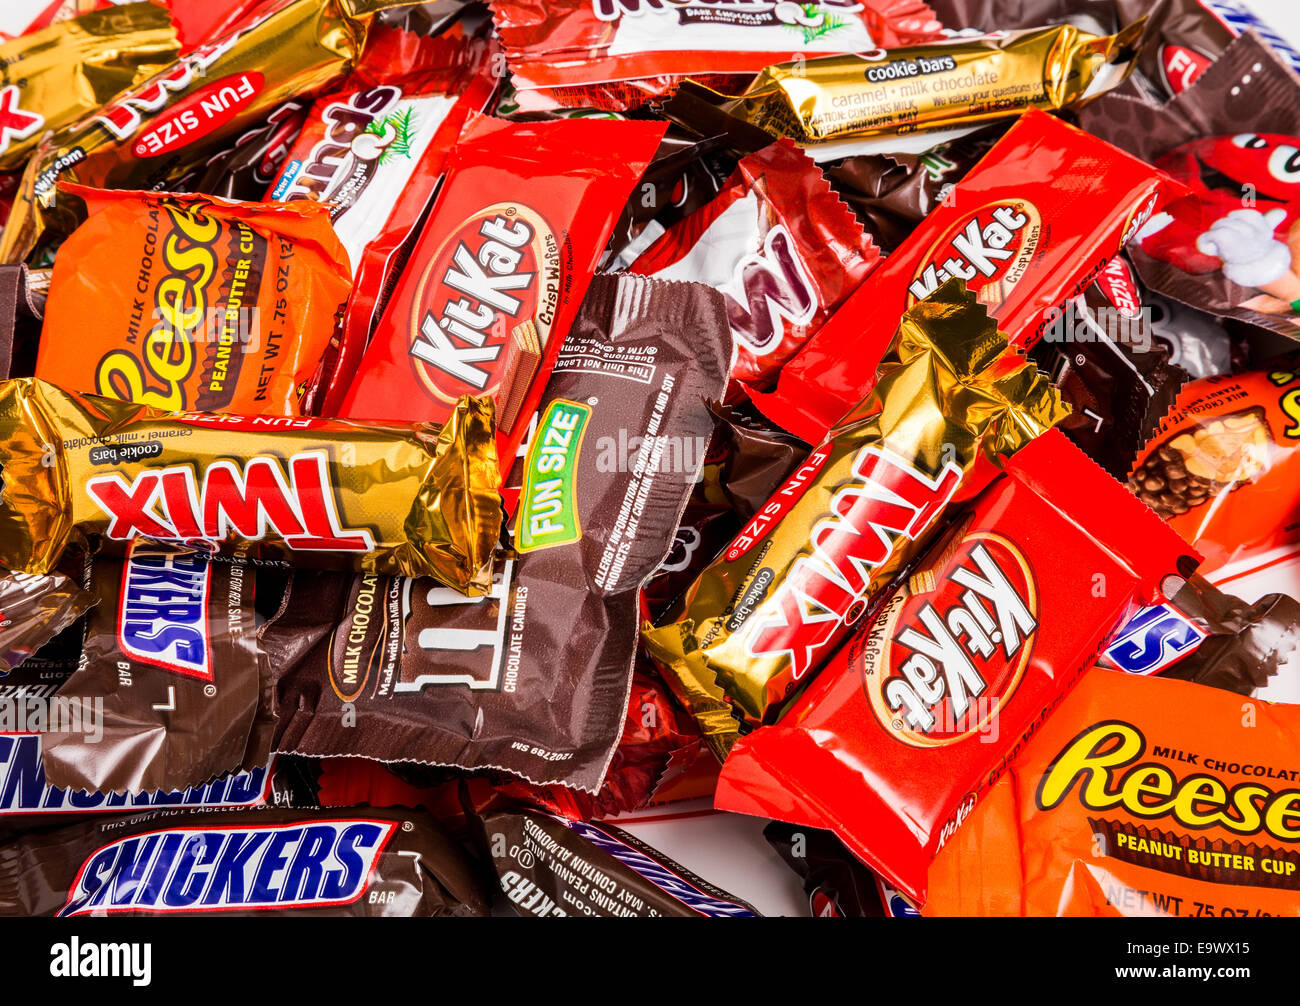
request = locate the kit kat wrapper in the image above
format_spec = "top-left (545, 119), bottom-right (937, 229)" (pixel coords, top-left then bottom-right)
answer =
top-left (0, 378), bottom-right (502, 591)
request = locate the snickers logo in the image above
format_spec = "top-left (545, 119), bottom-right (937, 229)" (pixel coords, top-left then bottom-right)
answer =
top-left (118, 543), bottom-right (213, 680)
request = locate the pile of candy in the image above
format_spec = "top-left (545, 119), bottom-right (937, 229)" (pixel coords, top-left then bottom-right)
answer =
top-left (0, 0), bottom-right (1299, 918)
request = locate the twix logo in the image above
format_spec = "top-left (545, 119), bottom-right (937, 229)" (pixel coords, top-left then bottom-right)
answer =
top-left (95, 197), bottom-right (221, 411)
top-left (85, 450), bottom-right (375, 553)
top-left (744, 447), bottom-right (961, 681)
top-left (95, 35), bottom-right (240, 141)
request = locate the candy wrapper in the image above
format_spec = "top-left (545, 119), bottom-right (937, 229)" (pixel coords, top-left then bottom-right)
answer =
top-left (37, 186), bottom-right (351, 416)
top-left (0, 571), bottom-right (95, 675)
top-left (338, 114), bottom-right (667, 479)
top-left (926, 670), bottom-right (1300, 916)
top-left (1079, 32), bottom-right (1300, 340)
top-left (489, 0), bottom-right (942, 104)
top-left (0, 2), bottom-right (180, 172)
top-left (686, 20), bottom-right (1148, 145)
top-left (643, 280), bottom-right (1067, 756)
top-left (268, 273), bottom-right (728, 794)
top-left (0, 805), bottom-right (489, 917)
top-left (715, 429), bottom-right (1199, 904)
top-left (1127, 360), bottom-right (1300, 577)
top-left (747, 108), bottom-right (1186, 444)
top-left (765, 821), bottom-right (920, 917)
top-left (0, 0), bottom-right (420, 264)
top-left (629, 139), bottom-right (880, 389)
top-left (0, 378), bottom-right (502, 589)
top-left (186, 99), bottom-right (309, 201)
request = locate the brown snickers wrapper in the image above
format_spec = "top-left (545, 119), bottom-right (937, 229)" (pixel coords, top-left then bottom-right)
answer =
top-left (39, 543), bottom-right (269, 795)
top-left (480, 810), bottom-right (760, 917)
top-left (267, 273), bottom-right (731, 794)
top-left (0, 570), bottom-right (94, 675)
top-left (0, 806), bottom-right (489, 917)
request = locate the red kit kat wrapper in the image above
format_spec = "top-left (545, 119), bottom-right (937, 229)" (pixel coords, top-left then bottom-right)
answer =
top-left (714, 429), bottom-right (1199, 904)
top-left (747, 108), bottom-right (1188, 444)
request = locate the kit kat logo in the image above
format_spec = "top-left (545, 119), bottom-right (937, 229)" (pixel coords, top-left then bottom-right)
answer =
top-left (408, 203), bottom-right (560, 405)
top-left (908, 200), bottom-right (1041, 307)
top-left (861, 530), bottom-right (1038, 747)
top-left (118, 542), bottom-right (213, 681)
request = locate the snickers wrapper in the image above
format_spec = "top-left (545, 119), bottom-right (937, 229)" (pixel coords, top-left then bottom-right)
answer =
top-left (0, 378), bottom-right (502, 591)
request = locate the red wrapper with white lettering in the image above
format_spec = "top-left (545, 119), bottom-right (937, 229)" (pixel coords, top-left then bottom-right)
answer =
top-left (713, 429), bottom-right (1200, 904)
top-left (268, 27), bottom-right (500, 417)
top-left (338, 113), bottom-right (667, 484)
top-left (489, 0), bottom-right (942, 104)
top-left (629, 139), bottom-right (881, 390)
top-left (746, 108), bottom-right (1189, 443)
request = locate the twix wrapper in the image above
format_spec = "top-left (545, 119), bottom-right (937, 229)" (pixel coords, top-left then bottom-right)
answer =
top-left (37, 185), bottom-right (351, 416)
top-left (0, 378), bottom-right (502, 591)
top-left (0, 0), bottom-right (423, 264)
top-left (0, 2), bottom-right (180, 172)
top-left (716, 430), bottom-right (1199, 905)
top-left (747, 108), bottom-right (1186, 444)
top-left (642, 280), bottom-right (1067, 755)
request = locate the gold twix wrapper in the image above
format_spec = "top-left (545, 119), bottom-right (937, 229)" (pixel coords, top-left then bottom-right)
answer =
top-left (642, 280), bottom-right (1068, 758)
top-left (688, 21), bottom-right (1148, 146)
top-left (0, 2), bottom-right (180, 172)
top-left (0, 378), bottom-right (502, 593)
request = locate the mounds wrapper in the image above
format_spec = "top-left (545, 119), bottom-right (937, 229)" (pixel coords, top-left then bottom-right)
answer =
top-left (1100, 573), bottom-right (1300, 697)
top-left (687, 20), bottom-right (1148, 145)
top-left (39, 542), bottom-right (269, 795)
top-left (629, 138), bottom-right (881, 390)
top-left (1079, 32), bottom-right (1300, 340)
top-left (0, 571), bottom-right (94, 675)
top-left (0, 2), bottom-right (181, 172)
top-left (269, 273), bottom-right (730, 794)
top-left (1127, 362), bottom-right (1300, 577)
top-left (480, 810), bottom-right (760, 917)
top-left (747, 108), bottom-right (1186, 444)
top-left (38, 186), bottom-right (351, 416)
top-left (643, 280), bottom-right (1067, 757)
top-left (715, 429), bottom-right (1200, 905)
top-left (925, 670), bottom-right (1300, 916)
top-left (488, 0), bottom-right (942, 105)
top-left (0, 805), bottom-right (490, 917)
top-left (0, 378), bottom-right (502, 590)
top-left (338, 113), bottom-right (667, 482)
top-left (0, 0), bottom-right (421, 264)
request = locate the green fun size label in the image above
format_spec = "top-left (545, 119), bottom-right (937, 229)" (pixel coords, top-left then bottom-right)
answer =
top-left (517, 399), bottom-right (591, 553)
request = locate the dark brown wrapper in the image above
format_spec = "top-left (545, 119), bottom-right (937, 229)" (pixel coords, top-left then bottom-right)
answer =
top-left (267, 273), bottom-right (731, 793)
top-left (39, 543), bottom-right (267, 795)
top-left (0, 571), bottom-right (95, 676)
top-left (764, 821), bottom-right (899, 917)
top-left (480, 810), bottom-right (760, 917)
top-left (0, 805), bottom-right (489, 917)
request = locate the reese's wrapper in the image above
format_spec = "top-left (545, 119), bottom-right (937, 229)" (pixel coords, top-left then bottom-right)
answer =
top-left (687, 21), bottom-right (1147, 146)
top-left (925, 670), bottom-right (1300, 916)
top-left (0, 378), bottom-right (502, 589)
top-left (746, 109), bottom-right (1186, 444)
top-left (1100, 573), bottom-right (1300, 697)
top-left (0, 570), bottom-right (95, 675)
top-left (1127, 362), bottom-right (1300, 577)
top-left (716, 429), bottom-right (1199, 905)
top-left (0, 0), bottom-right (425, 264)
top-left (0, 2), bottom-right (180, 172)
top-left (37, 186), bottom-right (351, 416)
top-left (37, 542), bottom-right (265, 795)
top-left (0, 805), bottom-right (489, 916)
top-left (481, 810), bottom-right (760, 917)
top-left (268, 273), bottom-right (730, 793)
top-left (643, 280), bottom-right (1067, 754)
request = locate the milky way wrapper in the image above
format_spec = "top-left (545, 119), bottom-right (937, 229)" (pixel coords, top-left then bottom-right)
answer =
top-left (0, 2), bottom-right (180, 172)
top-left (268, 274), bottom-right (730, 793)
top-left (0, 571), bottom-right (95, 675)
top-left (0, 0), bottom-right (423, 264)
top-left (688, 20), bottom-right (1148, 146)
top-left (716, 430), bottom-right (1200, 905)
top-left (0, 805), bottom-right (489, 917)
top-left (925, 670), bottom-right (1300, 916)
top-left (0, 378), bottom-right (501, 590)
top-left (642, 280), bottom-right (1067, 757)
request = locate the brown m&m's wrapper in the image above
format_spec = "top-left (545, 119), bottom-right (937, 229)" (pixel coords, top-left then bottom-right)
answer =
top-left (0, 378), bottom-right (502, 591)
